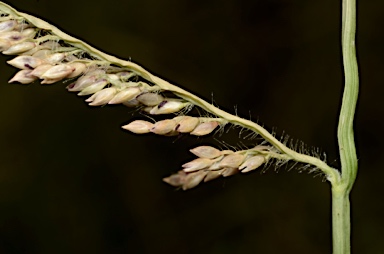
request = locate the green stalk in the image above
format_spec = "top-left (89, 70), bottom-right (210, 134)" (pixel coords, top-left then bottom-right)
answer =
top-left (333, 0), bottom-right (359, 252)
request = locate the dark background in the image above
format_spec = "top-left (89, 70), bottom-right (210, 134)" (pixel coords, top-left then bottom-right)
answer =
top-left (0, 0), bottom-right (382, 253)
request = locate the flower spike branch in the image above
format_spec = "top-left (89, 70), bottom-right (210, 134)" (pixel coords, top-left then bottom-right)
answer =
top-left (0, 1), bottom-right (358, 252)
top-left (0, 2), bottom-right (340, 188)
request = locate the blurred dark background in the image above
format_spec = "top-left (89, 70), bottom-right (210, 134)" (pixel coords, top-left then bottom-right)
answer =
top-left (0, 0), bottom-right (382, 253)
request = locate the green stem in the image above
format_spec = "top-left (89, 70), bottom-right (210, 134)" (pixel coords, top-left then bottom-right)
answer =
top-left (333, 0), bottom-right (359, 252)
top-left (332, 186), bottom-right (351, 254)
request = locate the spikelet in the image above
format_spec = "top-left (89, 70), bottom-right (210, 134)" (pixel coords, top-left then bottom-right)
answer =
top-left (162, 170), bottom-right (187, 187)
top-left (136, 92), bottom-right (164, 106)
top-left (239, 155), bottom-right (265, 173)
top-left (77, 79), bottom-right (109, 96)
top-left (217, 153), bottom-right (245, 168)
top-left (0, 20), bottom-right (17, 32)
top-left (86, 87), bottom-right (117, 106)
top-left (2, 41), bottom-right (36, 55)
top-left (122, 120), bottom-right (154, 134)
top-left (108, 87), bottom-right (141, 104)
top-left (7, 55), bottom-right (44, 69)
top-left (182, 158), bottom-right (213, 172)
top-left (149, 100), bottom-right (187, 115)
top-left (41, 64), bottom-right (75, 80)
top-left (8, 69), bottom-right (37, 84)
top-left (189, 146), bottom-right (222, 159)
top-left (190, 121), bottom-right (219, 136)
top-left (150, 119), bottom-right (177, 135)
top-left (29, 64), bottom-right (54, 78)
top-left (0, 38), bottom-right (11, 51)
top-left (175, 116), bottom-right (200, 133)
top-left (182, 171), bottom-right (207, 190)
top-left (66, 62), bottom-right (87, 78)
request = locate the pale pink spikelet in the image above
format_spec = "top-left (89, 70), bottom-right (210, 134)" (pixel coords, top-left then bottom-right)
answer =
top-left (190, 121), bottom-right (219, 136)
top-left (43, 52), bottom-right (66, 64)
top-left (41, 78), bottom-right (64, 84)
top-left (218, 153), bottom-right (245, 168)
top-left (136, 92), bottom-right (164, 106)
top-left (175, 116), bottom-right (200, 133)
top-left (2, 41), bottom-right (36, 55)
top-left (7, 55), bottom-right (44, 70)
top-left (122, 99), bottom-right (141, 107)
top-left (0, 38), bottom-right (11, 51)
top-left (29, 64), bottom-right (54, 78)
top-left (20, 28), bottom-right (37, 39)
top-left (150, 119), bottom-right (177, 135)
top-left (221, 168), bottom-right (239, 177)
top-left (108, 87), bottom-right (141, 104)
top-left (204, 169), bottom-right (224, 182)
top-left (66, 62), bottom-right (87, 78)
top-left (182, 158), bottom-right (213, 172)
top-left (149, 100), bottom-right (187, 115)
top-left (86, 87), bottom-right (118, 106)
top-left (239, 155), bottom-right (265, 173)
top-left (122, 120), bottom-right (154, 134)
top-left (0, 20), bottom-right (17, 32)
top-left (31, 49), bottom-right (51, 59)
top-left (77, 79), bottom-right (109, 96)
top-left (182, 171), bottom-right (208, 190)
top-left (67, 75), bottom-right (97, 92)
top-left (0, 31), bottom-right (24, 44)
top-left (41, 64), bottom-right (75, 80)
top-left (189, 146), bottom-right (222, 159)
top-left (8, 69), bottom-right (37, 84)
top-left (162, 170), bottom-right (187, 187)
